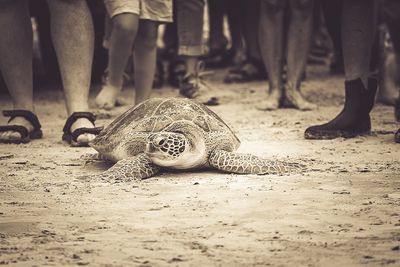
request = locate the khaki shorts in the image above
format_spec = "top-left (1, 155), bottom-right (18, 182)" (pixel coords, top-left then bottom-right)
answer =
top-left (104, 0), bottom-right (173, 22)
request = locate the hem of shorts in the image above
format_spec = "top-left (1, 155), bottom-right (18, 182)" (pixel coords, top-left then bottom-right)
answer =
top-left (178, 45), bottom-right (204, 56)
top-left (108, 10), bottom-right (140, 19)
top-left (108, 11), bottom-right (172, 23)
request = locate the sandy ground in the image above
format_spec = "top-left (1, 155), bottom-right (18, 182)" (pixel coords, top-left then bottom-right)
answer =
top-left (0, 66), bottom-right (399, 267)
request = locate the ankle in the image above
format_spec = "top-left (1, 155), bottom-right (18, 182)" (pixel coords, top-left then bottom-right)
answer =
top-left (106, 77), bottom-right (124, 90)
top-left (13, 105), bottom-right (34, 112)
top-left (345, 76), bottom-right (368, 89)
top-left (268, 88), bottom-right (282, 97)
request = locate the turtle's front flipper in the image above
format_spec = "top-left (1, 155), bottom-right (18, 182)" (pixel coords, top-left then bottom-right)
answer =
top-left (209, 150), bottom-right (304, 175)
top-left (80, 154), bottom-right (160, 182)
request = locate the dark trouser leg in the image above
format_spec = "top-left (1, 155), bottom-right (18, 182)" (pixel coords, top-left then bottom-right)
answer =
top-left (305, 0), bottom-right (378, 139)
top-left (207, 0), bottom-right (228, 51)
top-left (342, 0), bottom-right (377, 85)
top-left (227, 0), bottom-right (246, 64)
top-left (243, 0), bottom-right (262, 61)
top-left (320, 0), bottom-right (344, 74)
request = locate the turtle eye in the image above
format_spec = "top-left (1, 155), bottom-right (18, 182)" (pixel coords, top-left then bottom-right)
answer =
top-left (158, 139), bottom-right (165, 146)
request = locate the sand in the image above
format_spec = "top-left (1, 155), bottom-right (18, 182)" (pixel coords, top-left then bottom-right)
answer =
top-left (0, 67), bottom-right (399, 266)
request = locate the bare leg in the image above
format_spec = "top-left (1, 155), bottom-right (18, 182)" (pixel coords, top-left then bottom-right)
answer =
top-left (342, 0), bottom-right (376, 86)
top-left (47, 0), bottom-right (97, 144)
top-left (0, 0), bottom-right (35, 141)
top-left (184, 57), bottom-right (198, 75)
top-left (133, 20), bottom-right (159, 105)
top-left (379, 52), bottom-right (400, 105)
top-left (285, 0), bottom-right (317, 110)
top-left (95, 13), bottom-right (139, 109)
top-left (256, 0), bottom-right (286, 110)
top-left (378, 0), bottom-right (400, 105)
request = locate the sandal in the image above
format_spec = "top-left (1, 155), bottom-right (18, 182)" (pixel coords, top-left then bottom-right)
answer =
top-left (203, 47), bottom-right (234, 69)
top-left (62, 112), bottom-right (103, 147)
top-left (0, 110), bottom-right (43, 144)
top-left (168, 57), bottom-right (186, 88)
top-left (224, 59), bottom-right (268, 84)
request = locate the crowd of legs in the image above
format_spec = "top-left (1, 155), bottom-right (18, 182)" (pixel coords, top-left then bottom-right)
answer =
top-left (0, 0), bottom-right (399, 146)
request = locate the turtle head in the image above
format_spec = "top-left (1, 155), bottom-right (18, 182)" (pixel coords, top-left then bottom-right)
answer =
top-left (145, 128), bottom-right (206, 169)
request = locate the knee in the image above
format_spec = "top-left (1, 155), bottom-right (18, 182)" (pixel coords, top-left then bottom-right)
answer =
top-left (261, 0), bottom-right (286, 14)
top-left (112, 16), bottom-right (137, 38)
top-left (291, 0), bottom-right (314, 16)
top-left (112, 16), bottom-right (138, 37)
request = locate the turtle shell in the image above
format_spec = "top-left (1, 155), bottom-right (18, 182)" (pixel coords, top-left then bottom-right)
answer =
top-left (91, 98), bottom-right (240, 152)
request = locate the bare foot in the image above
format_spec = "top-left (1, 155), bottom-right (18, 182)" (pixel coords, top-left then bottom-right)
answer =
top-left (0, 116), bottom-right (35, 142)
top-left (256, 90), bottom-right (282, 110)
top-left (115, 94), bottom-right (132, 106)
top-left (95, 84), bottom-right (121, 110)
top-left (70, 118), bottom-right (97, 145)
top-left (285, 86), bottom-right (317, 111)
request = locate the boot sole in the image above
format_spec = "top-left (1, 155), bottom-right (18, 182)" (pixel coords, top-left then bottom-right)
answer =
top-left (304, 129), bottom-right (371, 140)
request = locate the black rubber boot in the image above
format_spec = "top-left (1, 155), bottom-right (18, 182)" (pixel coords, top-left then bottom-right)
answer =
top-left (395, 128), bottom-right (400, 143)
top-left (305, 78), bottom-right (376, 139)
top-left (395, 98), bottom-right (400, 122)
top-left (395, 98), bottom-right (400, 143)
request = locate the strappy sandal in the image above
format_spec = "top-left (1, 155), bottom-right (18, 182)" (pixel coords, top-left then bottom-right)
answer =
top-left (203, 47), bottom-right (234, 68)
top-left (224, 59), bottom-right (268, 84)
top-left (0, 110), bottom-right (43, 144)
top-left (62, 112), bottom-right (103, 147)
top-left (168, 58), bottom-right (186, 88)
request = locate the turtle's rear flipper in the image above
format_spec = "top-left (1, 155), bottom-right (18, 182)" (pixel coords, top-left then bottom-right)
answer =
top-left (209, 150), bottom-right (305, 175)
top-left (78, 154), bottom-right (160, 182)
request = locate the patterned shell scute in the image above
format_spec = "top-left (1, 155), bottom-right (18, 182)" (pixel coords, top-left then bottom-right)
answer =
top-left (92, 97), bottom-right (237, 147)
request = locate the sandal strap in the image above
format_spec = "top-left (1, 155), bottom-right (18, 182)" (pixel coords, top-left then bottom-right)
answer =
top-left (70, 127), bottom-right (104, 142)
top-left (2, 109), bottom-right (42, 130)
top-left (0, 125), bottom-right (29, 139)
top-left (63, 112), bottom-right (97, 134)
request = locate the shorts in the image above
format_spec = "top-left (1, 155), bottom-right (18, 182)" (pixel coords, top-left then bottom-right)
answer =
top-left (104, 0), bottom-right (173, 22)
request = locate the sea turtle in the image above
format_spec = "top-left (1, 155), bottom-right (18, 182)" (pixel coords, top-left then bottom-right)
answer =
top-left (84, 97), bottom-right (302, 181)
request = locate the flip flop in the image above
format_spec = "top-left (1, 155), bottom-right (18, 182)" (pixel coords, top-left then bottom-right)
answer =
top-left (62, 112), bottom-right (103, 147)
top-left (0, 110), bottom-right (43, 144)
